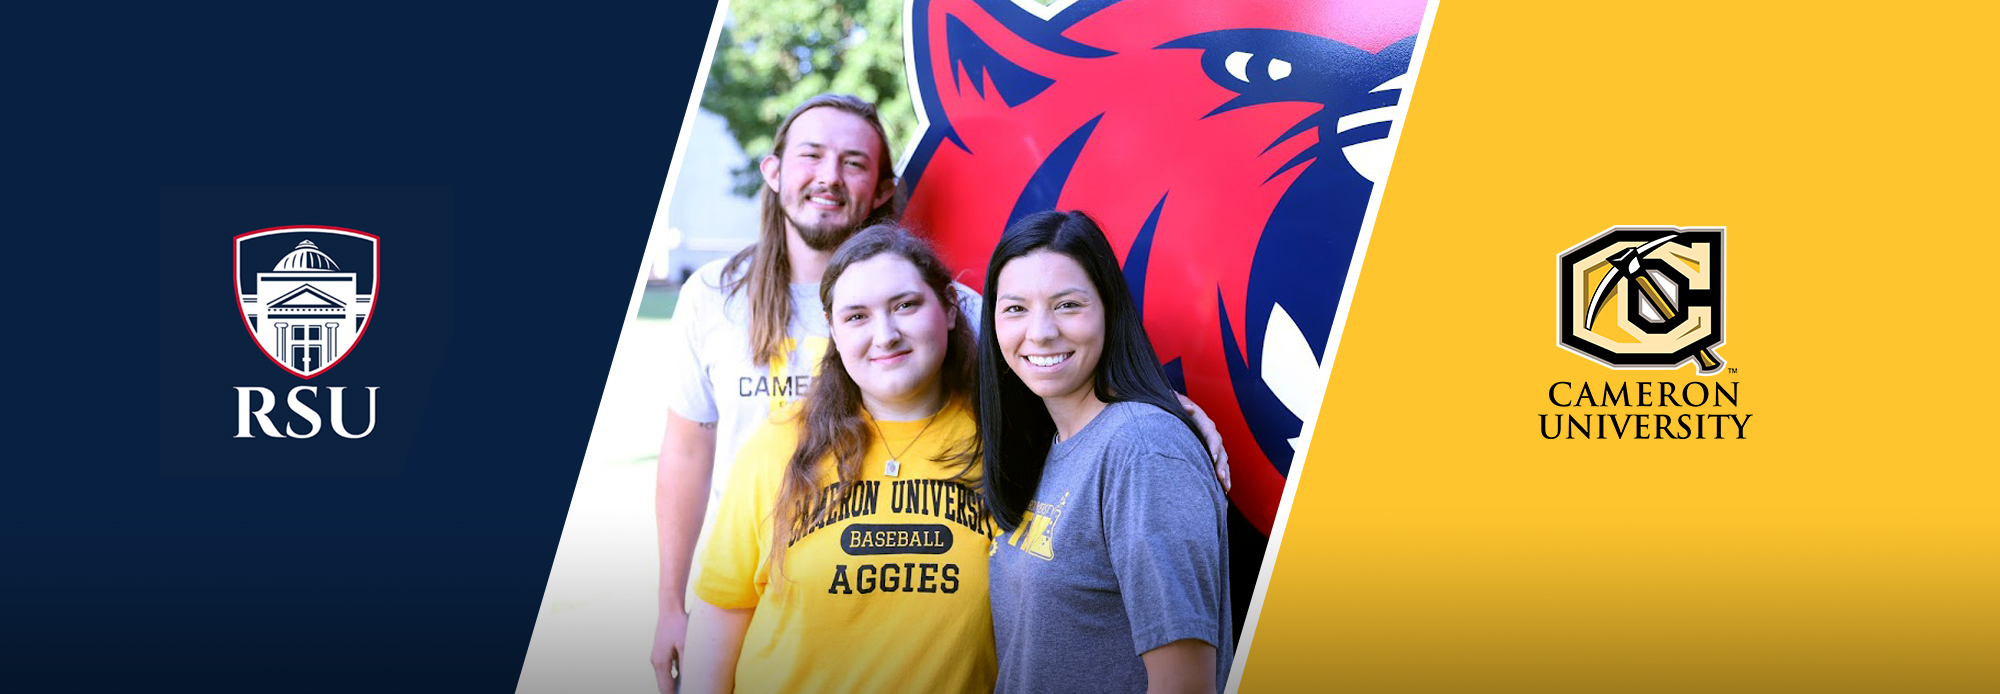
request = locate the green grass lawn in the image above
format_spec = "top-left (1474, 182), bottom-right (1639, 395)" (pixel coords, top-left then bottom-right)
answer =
top-left (636, 284), bottom-right (678, 322)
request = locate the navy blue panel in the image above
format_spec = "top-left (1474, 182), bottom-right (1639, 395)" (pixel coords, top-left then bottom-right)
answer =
top-left (7, 3), bottom-right (716, 691)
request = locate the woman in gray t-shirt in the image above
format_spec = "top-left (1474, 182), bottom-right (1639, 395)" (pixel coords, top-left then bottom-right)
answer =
top-left (978, 210), bottom-right (1233, 694)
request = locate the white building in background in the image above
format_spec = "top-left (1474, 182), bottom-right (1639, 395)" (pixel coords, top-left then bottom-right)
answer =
top-left (648, 109), bottom-right (761, 284)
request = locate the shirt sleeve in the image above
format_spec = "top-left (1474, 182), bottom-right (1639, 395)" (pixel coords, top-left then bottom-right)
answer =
top-left (694, 421), bottom-right (781, 609)
top-left (663, 270), bottom-right (720, 424)
top-left (1101, 412), bottom-right (1228, 656)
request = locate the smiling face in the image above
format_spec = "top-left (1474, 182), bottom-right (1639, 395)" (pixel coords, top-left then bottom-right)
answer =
top-left (762, 106), bottom-right (896, 251)
top-left (829, 253), bottom-right (956, 420)
top-left (994, 250), bottom-right (1107, 412)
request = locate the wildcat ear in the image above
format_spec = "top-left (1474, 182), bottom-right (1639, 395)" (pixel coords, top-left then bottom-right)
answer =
top-left (906, 0), bottom-right (1111, 157)
top-left (899, 0), bottom-right (1121, 291)
top-left (944, 14), bottom-right (1053, 109)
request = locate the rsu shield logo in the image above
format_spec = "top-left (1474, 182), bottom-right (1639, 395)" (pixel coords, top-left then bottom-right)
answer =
top-left (234, 226), bottom-right (379, 378)
top-left (233, 226), bottom-right (380, 439)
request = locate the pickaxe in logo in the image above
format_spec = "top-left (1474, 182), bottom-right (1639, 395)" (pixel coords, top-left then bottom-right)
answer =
top-left (1584, 232), bottom-right (1724, 374)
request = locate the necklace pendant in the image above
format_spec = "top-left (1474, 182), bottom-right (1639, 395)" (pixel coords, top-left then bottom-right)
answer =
top-left (884, 458), bottom-right (901, 477)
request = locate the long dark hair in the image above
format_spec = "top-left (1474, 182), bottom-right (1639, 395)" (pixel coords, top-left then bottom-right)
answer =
top-left (977, 210), bottom-right (1207, 530)
top-left (720, 93), bottom-right (898, 366)
top-left (770, 224), bottom-right (978, 582)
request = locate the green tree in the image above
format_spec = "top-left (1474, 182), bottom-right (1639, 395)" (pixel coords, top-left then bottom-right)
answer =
top-left (702, 0), bottom-right (916, 198)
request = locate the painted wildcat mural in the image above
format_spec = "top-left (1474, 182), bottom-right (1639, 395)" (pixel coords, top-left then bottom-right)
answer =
top-left (900, 0), bottom-right (1426, 628)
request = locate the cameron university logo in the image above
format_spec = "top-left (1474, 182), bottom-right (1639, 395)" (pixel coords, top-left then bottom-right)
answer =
top-left (233, 226), bottom-right (380, 439)
top-left (1558, 226), bottom-right (1726, 374)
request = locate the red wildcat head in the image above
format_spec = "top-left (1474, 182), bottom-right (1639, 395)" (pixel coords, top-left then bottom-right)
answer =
top-left (901, 0), bottom-right (1425, 534)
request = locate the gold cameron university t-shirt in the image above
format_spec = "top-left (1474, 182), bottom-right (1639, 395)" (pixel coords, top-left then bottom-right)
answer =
top-left (696, 397), bottom-right (999, 694)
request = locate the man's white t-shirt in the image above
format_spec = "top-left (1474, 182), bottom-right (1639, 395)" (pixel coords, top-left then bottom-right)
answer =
top-left (663, 255), bottom-right (983, 502)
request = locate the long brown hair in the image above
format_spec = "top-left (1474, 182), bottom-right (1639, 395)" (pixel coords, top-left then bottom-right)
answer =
top-left (977, 210), bottom-right (1212, 530)
top-left (721, 93), bottom-right (899, 366)
top-left (768, 225), bottom-right (978, 583)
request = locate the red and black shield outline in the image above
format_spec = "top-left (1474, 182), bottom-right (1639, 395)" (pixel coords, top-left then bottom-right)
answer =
top-left (233, 226), bottom-right (381, 379)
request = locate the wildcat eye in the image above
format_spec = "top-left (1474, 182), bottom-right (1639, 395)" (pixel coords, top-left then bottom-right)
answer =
top-left (1224, 51), bottom-right (1291, 84)
top-left (1225, 51), bottom-right (1252, 82)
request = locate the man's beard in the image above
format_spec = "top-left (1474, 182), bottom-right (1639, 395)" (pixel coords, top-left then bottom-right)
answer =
top-left (790, 213), bottom-right (861, 251)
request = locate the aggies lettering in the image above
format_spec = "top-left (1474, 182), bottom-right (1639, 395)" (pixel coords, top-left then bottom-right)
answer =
top-left (786, 478), bottom-right (997, 595)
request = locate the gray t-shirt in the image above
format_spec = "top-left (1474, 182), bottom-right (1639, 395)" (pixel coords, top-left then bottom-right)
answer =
top-left (988, 401), bottom-right (1232, 693)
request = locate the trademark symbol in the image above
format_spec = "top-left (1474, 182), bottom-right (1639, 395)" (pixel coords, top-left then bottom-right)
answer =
top-left (1727, 367), bottom-right (1739, 374)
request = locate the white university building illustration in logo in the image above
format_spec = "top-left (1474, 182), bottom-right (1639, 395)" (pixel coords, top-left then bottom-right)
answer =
top-left (235, 227), bottom-right (380, 378)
